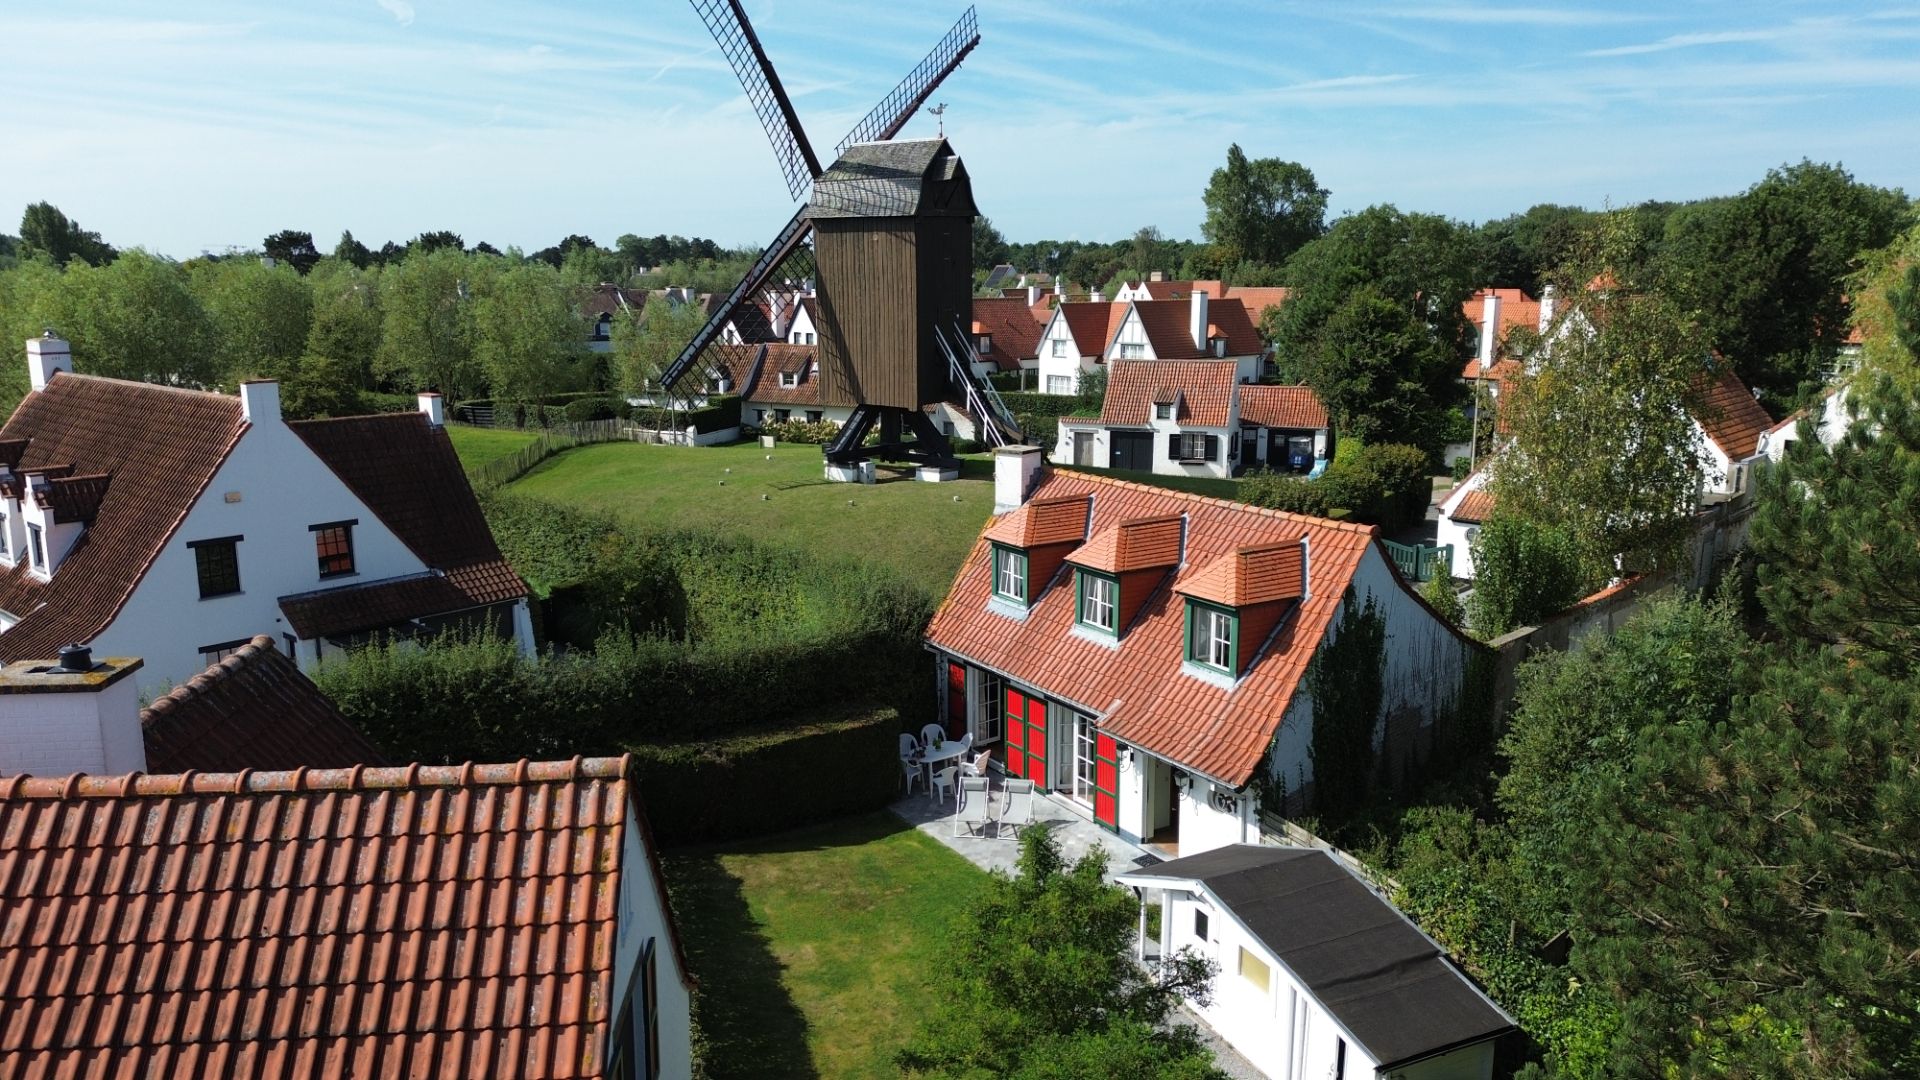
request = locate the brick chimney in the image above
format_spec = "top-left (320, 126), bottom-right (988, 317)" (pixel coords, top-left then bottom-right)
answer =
top-left (1479, 292), bottom-right (1502, 370)
top-left (239, 380), bottom-right (281, 423)
top-left (0, 647), bottom-right (147, 777)
top-left (993, 445), bottom-right (1043, 514)
top-left (418, 391), bottom-right (445, 428)
top-left (26, 333), bottom-right (71, 392)
top-left (1190, 290), bottom-right (1209, 353)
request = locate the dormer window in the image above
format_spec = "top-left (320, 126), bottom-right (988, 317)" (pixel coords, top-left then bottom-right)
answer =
top-left (0, 512), bottom-right (9, 562)
top-left (27, 523), bottom-right (45, 572)
top-left (977, 335), bottom-right (992, 355)
top-left (780, 371), bottom-right (799, 388)
top-left (1076, 570), bottom-right (1117, 635)
top-left (1155, 403), bottom-right (1173, 421)
top-left (708, 375), bottom-right (731, 394)
top-left (992, 543), bottom-right (1028, 605)
top-left (1186, 600), bottom-right (1237, 673)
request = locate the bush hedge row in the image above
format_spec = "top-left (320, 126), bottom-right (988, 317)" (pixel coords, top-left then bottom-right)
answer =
top-left (1239, 442), bottom-right (1432, 532)
top-left (747, 419), bottom-right (840, 444)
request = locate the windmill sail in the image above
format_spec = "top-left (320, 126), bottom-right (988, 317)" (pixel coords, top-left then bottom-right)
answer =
top-left (661, 5), bottom-right (981, 391)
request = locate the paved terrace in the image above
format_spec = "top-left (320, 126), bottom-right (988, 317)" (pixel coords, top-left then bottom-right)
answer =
top-left (889, 785), bottom-right (1266, 1080)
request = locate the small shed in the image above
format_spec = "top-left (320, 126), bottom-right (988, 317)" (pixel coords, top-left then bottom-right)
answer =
top-left (808, 137), bottom-right (976, 410)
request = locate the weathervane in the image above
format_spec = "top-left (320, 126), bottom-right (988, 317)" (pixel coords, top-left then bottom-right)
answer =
top-left (928, 102), bottom-right (947, 136)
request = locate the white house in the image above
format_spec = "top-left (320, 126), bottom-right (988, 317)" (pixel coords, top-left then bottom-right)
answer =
top-left (925, 447), bottom-right (1480, 855)
top-left (0, 335), bottom-right (533, 692)
top-left (1054, 365), bottom-right (1330, 481)
top-left (1035, 292), bottom-right (1266, 396)
top-left (0, 742), bottom-right (695, 1078)
top-left (1117, 845), bottom-right (1514, 1079)
top-left (1435, 470), bottom-right (1494, 580)
top-left (1756, 380), bottom-right (1853, 463)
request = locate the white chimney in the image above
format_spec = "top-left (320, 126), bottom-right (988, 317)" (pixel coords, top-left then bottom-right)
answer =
top-left (1190, 290), bottom-right (1209, 353)
top-left (1538, 286), bottom-right (1557, 333)
top-left (1091, 288), bottom-right (1105, 303)
top-left (1027, 285), bottom-right (1040, 307)
top-left (993, 444), bottom-right (1043, 514)
top-left (1479, 293), bottom-right (1501, 369)
top-left (418, 391), bottom-right (445, 427)
top-left (239, 380), bottom-right (281, 423)
top-left (1149, 270), bottom-right (1165, 282)
top-left (26, 333), bottom-right (71, 392)
top-left (0, 647), bottom-right (147, 777)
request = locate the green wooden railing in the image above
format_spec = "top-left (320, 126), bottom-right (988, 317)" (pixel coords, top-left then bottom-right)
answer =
top-left (1382, 539), bottom-right (1453, 583)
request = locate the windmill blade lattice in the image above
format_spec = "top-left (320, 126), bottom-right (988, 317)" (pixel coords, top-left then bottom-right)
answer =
top-left (691, 0), bottom-right (822, 201)
top-left (836, 7), bottom-right (978, 152)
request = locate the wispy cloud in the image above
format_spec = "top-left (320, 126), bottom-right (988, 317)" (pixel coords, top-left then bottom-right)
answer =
top-left (1353, 5), bottom-right (1655, 27)
top-left (376, 0), bottom-right (414, 28)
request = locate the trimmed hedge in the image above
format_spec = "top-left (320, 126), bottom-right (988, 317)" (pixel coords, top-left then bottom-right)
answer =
top-left (749, 419), bottom-right (840, 444)
top-left (631, 394), bottom-right (740, 434)
top-left (629, 708), bottom-right (901, 845)
top-left (1240, 443), bottom-right (1431, 532)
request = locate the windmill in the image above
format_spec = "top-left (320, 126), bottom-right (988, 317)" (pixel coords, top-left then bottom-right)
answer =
top-left (662, 1), bottom-right (1021, 479)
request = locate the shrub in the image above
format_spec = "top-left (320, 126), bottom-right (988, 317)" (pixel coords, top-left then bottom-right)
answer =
top-left (1451, 456), bottom-right (1474, 482)
top-left (1468, 513), bottom-right (1587, 637)
top-left (561, 396), bottom-right (618, 422)
top-left (631, 394), bottom-right (740, 434)
top-left (753, 419), bottom-right (839, 444)
top-left (1240, 443), bottom-right (1430, 530)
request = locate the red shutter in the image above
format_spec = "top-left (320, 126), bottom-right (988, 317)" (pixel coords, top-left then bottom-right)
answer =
top-left (946, 662), bottom-right (966, 739)
top-left (1093, 732), bottom-right (1120, 831)
top-left (1004, 688), bottom-right (1027, 776)
top-left (1024, 697), bottom-right (1048, 789)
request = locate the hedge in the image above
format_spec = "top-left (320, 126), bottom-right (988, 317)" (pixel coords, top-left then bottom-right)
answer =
top-left (1239, 443), bottom-right (1431, 532)
top-left (629, 707), bottom-right (902, 845)
top-left (749, 419), bottom-right (840, 444)
top-left (631, 394), bottom-right (740, 434)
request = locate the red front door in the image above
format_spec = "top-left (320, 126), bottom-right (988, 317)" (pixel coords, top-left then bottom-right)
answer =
top-left (1004, 688), bottom-right (1048, 790)
top-left (946, 662), bottom-right (967, 740)
top-left (1093, 733), bottom-right (1120, 831)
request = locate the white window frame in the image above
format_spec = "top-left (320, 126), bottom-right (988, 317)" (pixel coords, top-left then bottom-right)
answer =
top-left (1175, 433), bottom-right (1209, 462)
top-left (1119, 342), bottom-right (1145, 360)
top-left (1071, 711), bottom-right (1098, 807)
top-left (1155, 403), bottom-right (1173, 421)
top-left (1190, 603), bottom-right (1234, 672)
top-left (26, 522), bottom-right (45, 572)
top-left (1050, 338), bottom-right (1067, 358)
top-left (993, 545), bottom-right (1027, 604)
top-left (1078, 571), bottom-right (1116, 633)
top-left (1046, 375), bottom-right (1072, 395)
top-left (976, 669), bottom-right (1004, 744)
top-left (780, 371), bottom-right (798, 388)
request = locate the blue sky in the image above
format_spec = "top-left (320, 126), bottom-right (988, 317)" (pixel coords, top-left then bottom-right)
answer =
top-left (1, 1), bottom-right (1915, 259)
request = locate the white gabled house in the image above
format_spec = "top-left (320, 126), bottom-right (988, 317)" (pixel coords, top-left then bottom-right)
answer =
top-left (925, 447), bottom-right (1480, 856)
top-left (1035, 292), bottom-right (1267, 396)
top-left (1054, 364), bottom-right (1331, 481)
top-left (1117, 845), bottom-right (1514, 1079)
top-left (0, 335), bottom-right (533, 692)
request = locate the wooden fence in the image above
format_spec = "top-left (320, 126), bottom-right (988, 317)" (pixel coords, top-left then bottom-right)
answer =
top-left (461, 419), bottom-right (637, 492)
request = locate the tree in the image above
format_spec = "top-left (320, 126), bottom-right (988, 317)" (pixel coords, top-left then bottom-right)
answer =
top-left (896, 828), bottom-right (1223, 1079)
top-left (1200, 146), bottom-right (1328, 269)
top-left (1301, 285), bottom-right (1459, 448)
top-left (972, 215), bottom-right (1009, 272)
top-left (408, 230), bottom-right (465, 255)
top-left (613, 293), bottom-right (706, 400)
top-left (1471, 203), bottom-right (1598, 295)
top-left (18, 201), bottom-right (116, 268)
top-left (261, 230), bottom-right (322, 274)
top-left (1466, 513), bottom-right (1585, 638)
top-left (34, 250), bottom-right (217, 386)
top-left (333, 229), bottom-right (372, 269)
top-left (533, 233), bottom-right (599, 269)
top-left (189, 257), bottom-right (314, 384)
top-left (473, 262), bottom-right (588, 407)
top-left (1659, 160), bottom-right (1911, 407)
top-left (377, 247), bottom-right (479, 399)
top-left (1491, 211), bottom-right (1707, 582)
top-left (1304, 589), bottom-right (1385, 825)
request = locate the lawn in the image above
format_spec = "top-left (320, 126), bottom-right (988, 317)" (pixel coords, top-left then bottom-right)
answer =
top-left (446, 423), bottom-right (540, 469)
top-left (663, 812), bottom-right (988, 1079)
top-left (505, 440), bottom-right (996, 594)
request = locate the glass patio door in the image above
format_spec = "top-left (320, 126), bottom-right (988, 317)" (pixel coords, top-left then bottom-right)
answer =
top-left (1072, 712), bottom-right (1097, 806)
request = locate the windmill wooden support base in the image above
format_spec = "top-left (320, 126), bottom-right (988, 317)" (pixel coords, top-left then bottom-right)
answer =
top-left (822, 404), bottom-right (961, 482)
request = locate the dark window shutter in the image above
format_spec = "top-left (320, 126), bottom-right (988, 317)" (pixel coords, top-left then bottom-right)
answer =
top-left (1167, 433), bottom-right (1180, 459)
top-left (1205, 434), bottom-right (1219, 461)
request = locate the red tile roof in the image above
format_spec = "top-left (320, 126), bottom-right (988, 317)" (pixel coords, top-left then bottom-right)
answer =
top-left (278, 564), bottom-right (525, 639)
top-left (1056, 301), bottom-right (1128, 356)
top-left (970, 297), bottom-right (1046, 371)
top-left (1179, 540), bottom-right (1306, 608)
top-left (575, 284), bottom-right (647, 320)
top-left (1067, 515), bottom-right (1184, 574)
top-left (0, 375), bottom-right (248, 662)
top-left (1224, 286), bottom-right (1290, 320)
top-left (1101, 361), bottom-right (1239, 428)
top-left (1130, 298), bottom-right (1263, 359)
top-left (289, 413), bottom-right (528, 613)
top-left (741, 343), bottom-right (822, 406)
top-left (0, 755), bottom-right (685, 1079)
top-left (1461, 288), bottom-right (1543, 378)
top-left (1142, 279), bottom-right (1227, 301)
top-left (1449, 489), bottom-right (1496, 525)
top-left (926, 470), bottom-right (1380, 786)
top-left (37, 471), bottom-right (111, 525)
top-left (983, 494), bottom-right (1091, 547)
top-left (1237, 384), bottom-right (1328, 430)
top-left (1691, 367), bottom-right (1774, 461)
top-left (140, 635), bottom-right (383, 773)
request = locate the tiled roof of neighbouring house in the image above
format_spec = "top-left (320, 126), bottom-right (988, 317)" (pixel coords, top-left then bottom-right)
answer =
top-left (927, 469), bottom-right (1377, 786)
top-left (1237, 384), bottom-right (1328, 430)
top-left (1122, 845), bottom-right (1513, 1069)
top-left (1224, 286), bottom-right (1290, 321)
top-left (1690, 366), bottom-right (1774, 461)
top-left (740, 343), bottom-right (822, 406)
top-left (140, 634), bottom-right (383, 773)
top-left (970, 297), bottom-right (1046, 371)
top-left (1130, 298), bottom-right (1263, 359)
top-left (0, 756), bottom-right (685, 1079)
top-left (1461, 288), bottom-right (1543, 378)
top-left (1449, 488), bottom-right (1497, 525)
top-left (287, 412), bottom-right (528, 617)
top-left (0, 375), bottom-right (248, 662)
top-left (1056, 301), bottom-right (1128, 356)
top-left (1101, 361), bottom-right (1239, 428)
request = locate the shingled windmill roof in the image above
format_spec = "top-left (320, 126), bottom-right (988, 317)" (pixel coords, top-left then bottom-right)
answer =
top-left (808, 137), bottom-right (976, 219)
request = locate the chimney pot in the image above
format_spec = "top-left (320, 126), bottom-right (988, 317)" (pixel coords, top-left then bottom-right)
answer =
top-left (26, 334), bottom-right (72, 392)
top-left (418, 391), bottom-right (445, 428)
top-left (57, 643), bottom-right (92, 672)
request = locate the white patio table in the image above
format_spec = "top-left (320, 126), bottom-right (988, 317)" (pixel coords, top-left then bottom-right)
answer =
top-left (915, 739), bottom-right (969, 800)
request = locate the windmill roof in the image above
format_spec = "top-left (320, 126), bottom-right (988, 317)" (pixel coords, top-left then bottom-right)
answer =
top-left (809, 138), bottom-right (974, 219)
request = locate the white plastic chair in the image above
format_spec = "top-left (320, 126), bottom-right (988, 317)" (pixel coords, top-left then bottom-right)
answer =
top-left (898, 732), bottom-right (921, 760)
top-left (930, 766), bottom-right (959, 806)
top-left (954, 776), bottom-right (993, 837)
top-left (900, 755), bottom-right (923, 796)
top-left (963, 749), bottom-right (992, 779)
top-left (998, 778), bottom-right (1034, 840)
top-left (919, 723), bottom-right (948, 748)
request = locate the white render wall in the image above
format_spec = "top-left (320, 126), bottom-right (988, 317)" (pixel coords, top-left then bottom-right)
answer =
top-left (615, 799), bottom-right (695, 1080)
top-left (1035, 312), bottom-right (1096, 395)
top-left (1163, 887), bottom-right (1382, 1079)
top-left (93, 415), bottom-right (432, 693)
top-left (0, 673), bottom-right (145, 777)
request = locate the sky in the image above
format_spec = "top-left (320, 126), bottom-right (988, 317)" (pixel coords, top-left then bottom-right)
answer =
top-left (1, 1), bottom-right (1916, 260)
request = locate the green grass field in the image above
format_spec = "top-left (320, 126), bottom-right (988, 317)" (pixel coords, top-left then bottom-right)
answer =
top-left (503, 440), bottom-right (996, 594)
top-left (664, 813), bottom-right (987, 1079)
top-left (446, 423), bottom-right (540, 469)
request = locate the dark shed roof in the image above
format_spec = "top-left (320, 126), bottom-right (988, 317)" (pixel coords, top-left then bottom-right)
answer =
top-left (809, 137), bottom-right (976, 219)
top-left (1122, 845), bottom-right (1513, 1069)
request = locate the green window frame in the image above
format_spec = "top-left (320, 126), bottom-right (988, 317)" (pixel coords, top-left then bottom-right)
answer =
top-left (991, 543), bottom-right (1028, 605)
top-left (1185, 599), bottom-right (1238, 674)
top-left (1075, 569), bottom-right (1118, 635)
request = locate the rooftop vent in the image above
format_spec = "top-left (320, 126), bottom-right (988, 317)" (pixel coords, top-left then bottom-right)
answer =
top-left (57, 643), bottom-right (93, 673)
